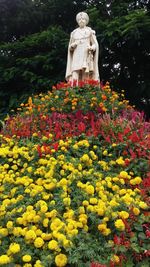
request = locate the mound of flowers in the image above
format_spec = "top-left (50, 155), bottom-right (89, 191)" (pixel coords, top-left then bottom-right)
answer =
top-left (0, 81), bottom-right (150, 267)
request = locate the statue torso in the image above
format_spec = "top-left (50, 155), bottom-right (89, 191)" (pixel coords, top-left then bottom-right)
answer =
top-left (72, 27), bottom-right (92, 43)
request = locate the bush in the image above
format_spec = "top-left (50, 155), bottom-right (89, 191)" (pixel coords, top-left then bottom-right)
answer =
top-left (0, 81), bottom-right (149, 266)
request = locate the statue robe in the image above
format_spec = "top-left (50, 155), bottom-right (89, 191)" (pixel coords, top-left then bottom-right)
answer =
top-left (65, 26), bottom-right (100, 81)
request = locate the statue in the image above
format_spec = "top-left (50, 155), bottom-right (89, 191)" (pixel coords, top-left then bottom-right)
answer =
top-left (65, 12), bottom-right (100, 84)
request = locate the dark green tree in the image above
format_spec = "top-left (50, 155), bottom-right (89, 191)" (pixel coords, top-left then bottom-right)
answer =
top-left (87, 1), bottom-right (150, 117)
top-left (0, 26), bottom-right (68, 115)
top-left (0, 0), bottom-right (87, 42)
top-left (0, 0), bottom-right (149, 117)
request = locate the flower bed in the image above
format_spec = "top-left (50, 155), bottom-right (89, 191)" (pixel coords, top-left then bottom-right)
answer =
top-left (0, 81), bottom-right (150, 266)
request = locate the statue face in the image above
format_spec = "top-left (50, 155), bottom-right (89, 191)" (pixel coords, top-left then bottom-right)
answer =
top-left (76, 12), bottom-right (89, 28)
top-left (77, 17), bottom-right (87, 28)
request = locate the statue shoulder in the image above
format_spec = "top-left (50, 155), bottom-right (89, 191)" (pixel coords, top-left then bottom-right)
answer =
top-left (71, 28), bottom-right (78, 36)
top-left (86, 27), bottom-right (96, 35)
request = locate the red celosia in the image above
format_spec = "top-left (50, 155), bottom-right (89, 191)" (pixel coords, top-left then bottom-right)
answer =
top-left (37, 145), bottom-right (42, 157)
top-left (78, 122), bottom-right (86, 132)
top-left (113, 235), bottom-right (121, 245)
top-left (90, 263), bottom-right (107, 267)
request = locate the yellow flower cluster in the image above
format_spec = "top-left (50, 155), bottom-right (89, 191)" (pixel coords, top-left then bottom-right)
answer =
top-left (0, 134), bottom-right (148, 266)
top-left (115, 219), bottom-right (125, 231)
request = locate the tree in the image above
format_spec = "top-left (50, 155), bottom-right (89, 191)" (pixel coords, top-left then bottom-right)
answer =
top-left (0, 26), bottom-right (68, 116)
top-left (87, 1), bottom-right (150, 117)
top-left (0, 0), bottom-right (87, 42)
top-left (0, 0), bottom-right (149, 117)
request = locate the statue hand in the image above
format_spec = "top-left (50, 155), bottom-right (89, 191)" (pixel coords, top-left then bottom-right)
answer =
top-left (70, 42), bottom-right (78, 51)
top-left (87, 45), bottom-right (96, 51)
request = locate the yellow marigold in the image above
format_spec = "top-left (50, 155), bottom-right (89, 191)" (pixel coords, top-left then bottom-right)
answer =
top-left (116, 157), bottom-right (125, 166)
top-left (0, 228), bottom-right (8, 236)
top-left (115, 219), bottom-right (125, 231)
top-left (139, 201), bottom-right (148, 209)
top-left (109, 200), bottom-right (118, 207)
top-left (79, 214), bottom-right (87, 225)
top-left (60, 169), bottom-right (65, 176)
top-left (34, 260), bottom-right (44, 267)
top-left (63, 197), bottom-right (71, 206)
top-left (82, 200), bottom-right (89, 206)
top-left (34, 237), bottom-right (44, 248)
top-left (98, 223), bottom-right (107, 231)
top-left (134, 176), bottom-right (142, 185)
top-left (78, 206), bottom-right (85, 214)
top-left (111, 212), bottom-right (118, 219)
top-left (40, 204), bottom-right (48, 213)
top-left (112, 255), bottom-right (120, 263)
top-left (22, 255), bottom-right (31, 262)
top-left (73, 144), bottom-right (78, 150)
top-left (43, 218), bottom-right (49, 227)
top-left (130, 179), bottom-right (137, 185)
top-left (25, 230), bottom-right (36, 240)
top-left (83, 225), bottom-right (89, 232)
top-left (55, 253), bottom-right (67, 267)
top-left (103, 150), bottom-right (108, 156)
top-left (119, 211), bottom-right (129, 219)
top-left (32, 132), bottom-right (38, 137)
top-left (86, 205), bottom-right (94, 212)
top-left (0, 255), bottom-right (10, 265)
top-left (9, 243), bottom-right (20, 254)
top-left (34, 215), bottom-right (40, 223)
top-left (36, 229), bottom-right (43, 236)
top-left (50, 200), bottom-right (56, 206)
top-left (119, 171), bottom-right (128, 179)
top-left (86, 185), bottom-right (94, 195)
top-left (89, 198), bottom-right (98, 205)
top-left (48, 240), bottom-right (59, 250)
top-left (78, 164), bottom-right (82, 171)
top-left (112, 143), bottom-right (117, 147)
top-left (42, 193), bottom-right (50, 200)
top-left (96, 208), bottom-right (104, 216)
top-left (41, 233), bottom-right (52, 241)
top-left (103, 217), bottom-right (109, 222)
top-left (6, 221), bottom-right (13, 229)
top-left (122, 194), bottom-right (132, 204)
top-left (59, 178), bottom-right (68, 186)
top-left (80, 154), bottom-right (90, 162)
top-left (119, 189), bottom-right (126, 195)
top-left (63, 238), bottom-right (71, 248)
top-left (133, 207), bottom-right (140, 216)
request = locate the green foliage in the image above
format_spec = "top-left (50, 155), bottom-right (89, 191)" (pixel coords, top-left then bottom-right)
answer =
top-left (0, 0), bottom-right (87, 42)
top-left (0, 0), bottom-right (150, 118)
top-left (88, 6), bottom-right (150, 117)
top-left (0, 26), bottom-right (68, 118)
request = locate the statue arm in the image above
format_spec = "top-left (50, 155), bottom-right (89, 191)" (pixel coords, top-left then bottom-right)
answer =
top-left (69, 32), bottom-right (78, 51)
top-left (88, 30), bottom-right (98, 51)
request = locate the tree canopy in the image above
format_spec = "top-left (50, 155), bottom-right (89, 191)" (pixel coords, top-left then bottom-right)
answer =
top-left (0, 0), bottom-right (149, 117)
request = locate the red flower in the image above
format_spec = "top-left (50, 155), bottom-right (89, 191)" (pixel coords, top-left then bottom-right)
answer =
top-left (109, 261), bottom-right (115, 267)
top-left (145, 229), bottom-right (150, 238)
top-left (90, 263), bottom-right (106, 267)
top-left (142, 176), bottom-right (150, 187)
top-left (125, 158), bottom-right (130, 166)
top-left (37, 145), bottom-right (42, 157)
top-left (113, 235), bottom-right (121, 245)
top-left (53, 142), bottom-right (59, 151)
top-left (78, 122), bottom-right (86, 132)
top-left (128, 132), bottom-right (140, 143)
top-left (129, 149), bottom-right (136, 159)
top-left (144, 250), bottom-right (150, 257)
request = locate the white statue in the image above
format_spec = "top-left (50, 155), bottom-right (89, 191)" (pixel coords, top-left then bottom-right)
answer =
top-left (65, 12), bottom-right (100, 84)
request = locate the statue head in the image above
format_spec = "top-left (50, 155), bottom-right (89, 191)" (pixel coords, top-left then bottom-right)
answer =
top-left (76, 12), bottom-right (89, 28)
